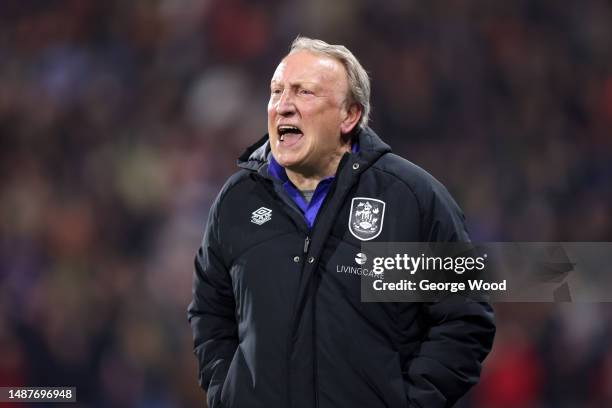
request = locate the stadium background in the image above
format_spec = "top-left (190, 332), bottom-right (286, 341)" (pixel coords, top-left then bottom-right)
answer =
top-left (1, 0), bottom-right (611, 407)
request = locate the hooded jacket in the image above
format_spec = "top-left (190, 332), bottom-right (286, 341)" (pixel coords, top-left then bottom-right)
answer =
top-left (188, 127), bottom-right (495, 408)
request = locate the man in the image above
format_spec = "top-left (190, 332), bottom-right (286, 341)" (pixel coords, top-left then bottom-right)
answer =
top-left (188, 37), bottom-right (495, 408)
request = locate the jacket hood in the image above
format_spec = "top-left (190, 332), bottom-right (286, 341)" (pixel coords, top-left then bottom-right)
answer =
top-left (236, 126), bottom-right (392, 173)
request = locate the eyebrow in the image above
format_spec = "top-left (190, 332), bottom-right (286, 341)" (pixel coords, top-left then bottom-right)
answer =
top-left (270, 80), bottom-right (319, 88)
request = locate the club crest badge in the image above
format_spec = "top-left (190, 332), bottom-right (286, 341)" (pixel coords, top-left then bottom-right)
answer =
top-left (348, 197), bottom-right (385, 241)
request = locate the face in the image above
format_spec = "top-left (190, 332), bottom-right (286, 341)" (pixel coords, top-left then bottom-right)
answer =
top-left (267, 51), bottom-right (361, 177)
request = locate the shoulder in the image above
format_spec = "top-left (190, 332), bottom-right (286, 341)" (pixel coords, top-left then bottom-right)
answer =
top-left (210, 169), bottom-right (255, 213)
top-left (371, 153), bottom-right (454, 206)
top-left (203, 170), bottom-right (256, 247)
top-left (371, 153), bottom-right (468, 241)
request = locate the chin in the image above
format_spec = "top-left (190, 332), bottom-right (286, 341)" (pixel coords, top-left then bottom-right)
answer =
top-left (277, 159), bottom-right (300, 170)
top-left (275, 152), bottom-right (301, 167)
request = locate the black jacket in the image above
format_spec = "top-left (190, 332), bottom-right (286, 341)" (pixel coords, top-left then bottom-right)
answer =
top-left (188, 127), bottom-right (495, 408)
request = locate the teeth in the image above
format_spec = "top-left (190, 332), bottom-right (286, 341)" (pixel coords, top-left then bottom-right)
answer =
top-left (278, 125), bottom-right (300, 134)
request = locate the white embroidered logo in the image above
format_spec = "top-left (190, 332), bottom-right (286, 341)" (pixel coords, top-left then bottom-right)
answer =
top-left (251, 207), bottom-right (272, 225)
top-left (348, 197), bottom-right (386, 241)
top-left (355, 253), bottom-right (368, 265)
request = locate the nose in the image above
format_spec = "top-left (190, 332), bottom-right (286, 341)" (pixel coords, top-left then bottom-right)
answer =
top-left (276, 90), bottom-right (296, 117)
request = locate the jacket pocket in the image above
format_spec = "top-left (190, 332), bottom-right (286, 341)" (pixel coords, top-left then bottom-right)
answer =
top-left (356, 349), bottom-right (409, 408)
top-left (219, 346), bottom-right (258, 408)
top-left (219, 348), bottom-right (240, 407)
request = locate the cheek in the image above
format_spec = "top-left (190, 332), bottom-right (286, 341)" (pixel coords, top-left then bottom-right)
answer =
top-left (267, 101), bottom-right (275, 117)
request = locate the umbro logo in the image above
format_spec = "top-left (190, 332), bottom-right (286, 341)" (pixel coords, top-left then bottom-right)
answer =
top-left (251, 207), bottom-right (272, 225)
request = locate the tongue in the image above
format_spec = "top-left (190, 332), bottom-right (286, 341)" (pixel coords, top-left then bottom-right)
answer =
top-left (281, 132), bottom-right (302, 147)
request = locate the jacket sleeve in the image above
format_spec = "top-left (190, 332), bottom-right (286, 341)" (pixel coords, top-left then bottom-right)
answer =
top-left (404, 180), bottom-right (496, 408)
top-left (187, 194), bottom-right (238, 408)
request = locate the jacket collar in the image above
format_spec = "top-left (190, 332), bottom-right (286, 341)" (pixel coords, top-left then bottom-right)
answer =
top-left (236, 126), bottom-right (391, 175)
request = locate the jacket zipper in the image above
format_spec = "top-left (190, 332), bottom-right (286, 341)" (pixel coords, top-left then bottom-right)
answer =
top-left (287, 235), bottom-right (312, 408)
top-left (287, 156), bottom-right (354, 408)
top-left (299, 158), bottom-right (353, 408)
top-left (303, 234), bottom-right (321, 408)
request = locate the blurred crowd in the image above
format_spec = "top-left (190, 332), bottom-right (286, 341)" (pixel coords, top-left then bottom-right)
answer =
top-left (0, 0), bottom-right (611, 407)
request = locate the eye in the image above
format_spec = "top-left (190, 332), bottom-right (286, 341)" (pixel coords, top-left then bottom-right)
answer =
top-left (299, 88), bottom-right (313, 96)
top-left (271, 88), bottom-right (282, 95)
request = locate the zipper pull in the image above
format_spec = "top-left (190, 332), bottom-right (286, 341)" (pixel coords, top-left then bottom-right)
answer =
top-left (303, 236), bottom-right (310, 253)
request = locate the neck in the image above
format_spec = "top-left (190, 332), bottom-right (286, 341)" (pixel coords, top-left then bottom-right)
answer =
top-left (285, 145), bottom-right (351, 191)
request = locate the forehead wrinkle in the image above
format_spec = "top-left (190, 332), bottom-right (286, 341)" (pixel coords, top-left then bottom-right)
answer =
top-left (275, 52), bottom-right (345, 83)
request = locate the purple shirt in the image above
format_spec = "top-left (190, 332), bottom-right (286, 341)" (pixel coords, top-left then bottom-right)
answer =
top-left (268, 142), bottom-right (359, 229)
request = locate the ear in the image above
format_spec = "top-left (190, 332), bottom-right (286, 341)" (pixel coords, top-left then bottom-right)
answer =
top-left (340, 104), bottom-right (362, 135)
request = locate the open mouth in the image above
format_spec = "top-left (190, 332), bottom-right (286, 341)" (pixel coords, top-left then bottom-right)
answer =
top-left (277, 125), bottom-right (303, 147)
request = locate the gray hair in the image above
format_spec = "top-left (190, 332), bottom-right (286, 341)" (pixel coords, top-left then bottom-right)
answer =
top-left (288, 36), bottom-right (371, 129)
